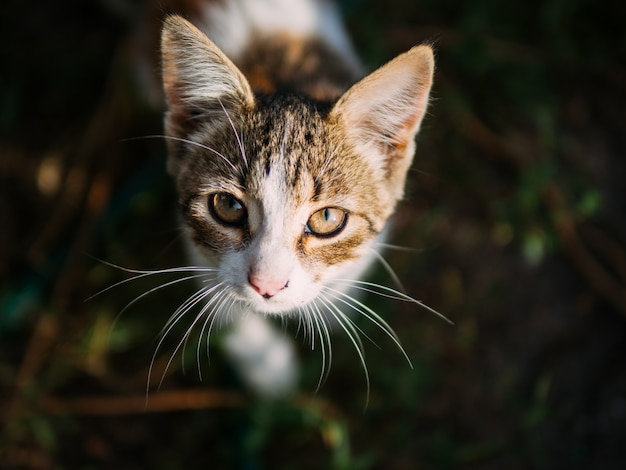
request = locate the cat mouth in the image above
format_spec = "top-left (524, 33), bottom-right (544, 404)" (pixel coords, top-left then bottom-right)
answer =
top-left (234, 287), bottom-right (308, 317)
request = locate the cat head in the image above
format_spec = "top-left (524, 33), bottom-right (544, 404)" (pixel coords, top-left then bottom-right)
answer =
top-left (160, 16), bottom-right (434, 315)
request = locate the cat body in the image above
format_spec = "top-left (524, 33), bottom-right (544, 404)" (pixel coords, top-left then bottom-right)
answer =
top-left (160, 0), bottom-right (434, 396)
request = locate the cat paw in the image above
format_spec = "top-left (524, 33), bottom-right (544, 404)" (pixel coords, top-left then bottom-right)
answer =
top-left (223, 314), bottom-right (298, 398)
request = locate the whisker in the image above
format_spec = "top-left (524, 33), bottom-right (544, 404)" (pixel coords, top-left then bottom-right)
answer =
top-left (319, 294), bottom-right (371, 408)
top-left (217, 98), bottom-right (248, 168)
top-left (159, 281), bottom-right (223, 335)
top-left (162, 288), bottom-right (227, 391)
top-left (147, 283), bottom-right (220, 395)
top-left (86, 259), bottom-right (217, 301)
top-left (369, 248), bottom-right (406, 293)
top-left (307, 307), bottom-right (316, 351)
top-left (194, 290), bottom-right (235, 383)
top-left (196, 306), bottom-right (214, 381)
top-left (178, 286), bottom-right (227, 377)
top-left (333, 279), bottom-right (453, 325)
top-left (160, 303), bottom-right (210, 389)
top-left (310, 302), bottom-right (333, 392)
top-left (112, 273), bottom-right (215, 333)
top-left (217, 291), bottom-right (240, 330)
top-left (325, 287), bottom-right (413, 369)
top-left (194, 288), bottom-right (234, 380)
top-left (301, 304), bottom-right (317, 350)
top-left (332, 281), bottom-right (413, 303)
top-left (121, 134), bottom-right (239, 173)
top-left (299, 306), bottom-right (313, 350)
top-left (187, 288), bottom-right (232, 380)
top-left (320, 290), bottom-right (381, 350)
top-left (204, 289), bottom-right (237, 365)
top-left (294, 308), bottom-right (306, 344)
top-left (318, 296), bottom-right (369, 356)
top-left (373, 242), bottom-right (422, 252)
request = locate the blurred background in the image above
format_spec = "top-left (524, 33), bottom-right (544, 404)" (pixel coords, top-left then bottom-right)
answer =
top-left (1, 0), bottom-right (625, 468)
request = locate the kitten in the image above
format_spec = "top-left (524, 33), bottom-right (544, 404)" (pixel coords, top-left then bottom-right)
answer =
top-left (159, 0), bottom-right (434, 397)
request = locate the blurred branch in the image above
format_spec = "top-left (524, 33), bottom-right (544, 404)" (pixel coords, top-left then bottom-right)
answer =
top-left (13, 315), bottom-right (59, 393)
top-left (580, 223), bottom-right (626, 282)
top-left (5, 313), bottom-right (59, 433)
top-left (37, 390), bottom-right (342, 418)
top-left (454, 104), bottom-right (528, 169)
top-left (391, 25), bottom-right (536, 61)
top-left (3, 314), bottom-right (58, 457)
top-left (40, 389), bottom-right (246, 415)
top-left (545, 184), bottom-right (626, 316)
top-left (454, 97), bottom-right (626, 317)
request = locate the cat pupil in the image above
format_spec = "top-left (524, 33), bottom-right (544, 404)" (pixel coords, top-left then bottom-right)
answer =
top-left (226, 196), bottom-right (241, 211)
top-left (323, 208), bottom-right (332, 221)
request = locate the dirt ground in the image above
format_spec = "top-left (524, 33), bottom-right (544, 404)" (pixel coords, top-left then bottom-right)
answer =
top-left (1, 0), bottom-right (625, 468)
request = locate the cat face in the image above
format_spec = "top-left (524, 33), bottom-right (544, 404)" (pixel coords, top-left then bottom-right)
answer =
top-left (161, 16), bottom-right (434, 317)
top-left (175, 94), bottom-right (388, 315)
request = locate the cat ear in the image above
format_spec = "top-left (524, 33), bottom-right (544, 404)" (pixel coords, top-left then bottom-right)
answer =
top-left (331, 46), bottom-right (434, 185)
top-left (161, 15), bottom-right (255, 139)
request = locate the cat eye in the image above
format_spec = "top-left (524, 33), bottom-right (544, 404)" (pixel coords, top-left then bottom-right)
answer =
top-left (209, 193), bottom-right (247, 226)
top-left (306, 207), bottom-right (347, 237)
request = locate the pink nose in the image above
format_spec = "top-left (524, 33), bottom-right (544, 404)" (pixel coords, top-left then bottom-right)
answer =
top-left (248, 274), bottom-right (288, 299)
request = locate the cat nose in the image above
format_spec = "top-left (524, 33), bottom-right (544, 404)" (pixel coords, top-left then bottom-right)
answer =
top-left (248, 274), bottom-right (289, 299)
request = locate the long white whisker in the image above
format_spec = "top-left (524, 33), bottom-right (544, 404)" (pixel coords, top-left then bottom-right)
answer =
top-left (161, 303), bottom-right (211, 389)
top-left (209, 290), bottom-right (236, 352)
top-left (156, 285), bottom-right (225, 391)
top-left (331, 281), bottom-right (412, 302)
top-left (147, 282), bottom-right (219, 395)
top-left (373, 242), bottom-right (423, 253)
top-left (320, 295), bottom-right (370, 408)
top-left (86, 259), bottom-right (217, 301)
top-left (122, 134), bottom-right (239, 173)
top-left (159, 281), bottom-right (223, 335)
top-left (179, 286), bottom-right (227, 377)
top-left (195, 289), bottom-right (233, 380)
top-left (325, 287), bottom-right (413, 369)
top-left (333, 279), bottom-right (453, 325)
top-left (301, 307), bottom-right (312, 349)
top-left (320, 291), bottom-right (380, 349)
top-left (119, 273), bottom-right (214, 316)
top-left (103, 272), bottom-right (216, 345)
top-left (294, 306), bottom-right (306, 345)
top-left (310, 302), bottom-right (332, 392)
top-left (369, 248), bottom-right (406, 293)
top-left (217, 98), bottom-right (248, 168)
top-left (203, 288), bottom-right (236, 363)
top-left (216, 290), bottom-right (240, 330)
top-left (196, 306), bottom-right (215, 381)
top-left (305, 306), bottom-right (316, 350)
top-left (190, 288), bottom-right (231, 380)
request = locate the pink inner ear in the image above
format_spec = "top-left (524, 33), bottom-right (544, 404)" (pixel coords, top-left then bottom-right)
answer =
top-left (331, 45), bottom-right (433, 166)
top-left (391, 96), bottom-right (429, 153)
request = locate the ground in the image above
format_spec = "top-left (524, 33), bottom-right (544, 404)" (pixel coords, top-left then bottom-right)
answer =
top-left (1, 0), bottom-right (625, 468)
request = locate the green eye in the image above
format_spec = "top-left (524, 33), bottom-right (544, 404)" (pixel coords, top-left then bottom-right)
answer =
top-left (306, 207), bottom-right (348, 237)
top-left (209, 193), bottom-right (247, 226)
